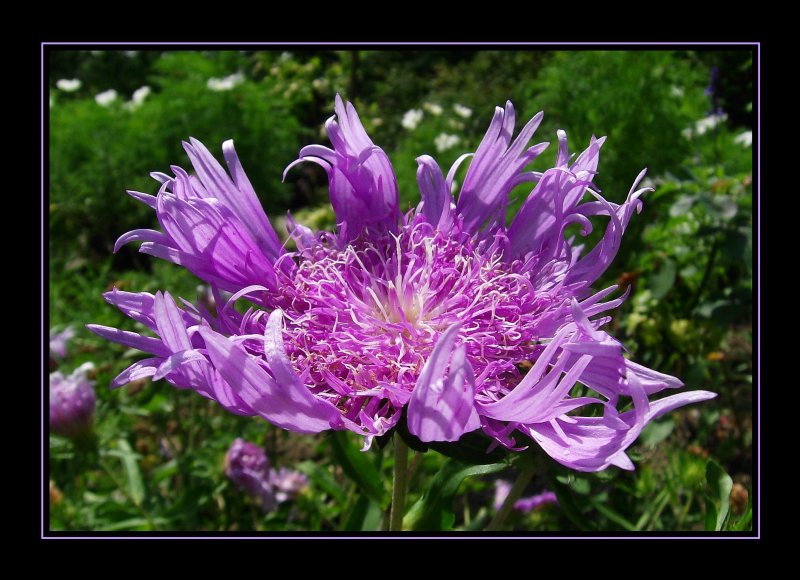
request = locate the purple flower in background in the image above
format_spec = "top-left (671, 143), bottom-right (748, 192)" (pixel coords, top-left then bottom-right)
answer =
top-left (50, 362), bottom-right (96, 438)
top-left (224, 438), bottom-right (275, 511)
top-left (514, 491), bottom-right (558, 512)
top-left (50, 326), bottom-right (75, 359)
top-left (494, 480), bottom-right (558, 513)
top-left (270, 467), bottom-right (309, 503)
top-left (91, 95), bottom-right (715, 471)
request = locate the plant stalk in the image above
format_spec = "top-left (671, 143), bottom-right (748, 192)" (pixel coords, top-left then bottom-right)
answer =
top-left (485, 463), bottom-right (536, 531)
top-left (389, 435), bottom-right (409, 531)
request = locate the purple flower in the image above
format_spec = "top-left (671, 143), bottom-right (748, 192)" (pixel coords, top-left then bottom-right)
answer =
top-left (493, 480), bottom-right (558, 513)
top-left (224, 438), bottom-right (275, 511)
top-left (91, 95), bottom-right (715, 471)
top-left (50, 362), bottom-right (96, 438)
top-left (270, 467), bottom-right (309, 503)
top-left (50, 326), bottom-right (75, 359)
top-left (514, 491), bottom-right (558, 513)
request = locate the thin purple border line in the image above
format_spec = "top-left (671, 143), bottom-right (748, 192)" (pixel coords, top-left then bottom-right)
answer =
top-left (42, 41), bottom-right (758, 46)
top-left (41, 42), bottom-right (46, 541)
top-left (756, 43), bottom-right (761, 537)
top-left (42, 535), bottom-right (749, 540)
top-left (42, 42), bottom-right (759, 539)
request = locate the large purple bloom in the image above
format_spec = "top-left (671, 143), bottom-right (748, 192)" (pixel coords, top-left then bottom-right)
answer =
top-left (91, 95), bottom-right (715, 471)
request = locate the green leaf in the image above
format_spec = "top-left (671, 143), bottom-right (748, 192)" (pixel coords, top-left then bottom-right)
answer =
top-left (639, 418), bottom-right (675, 448)
top-left (328, 431), bottom-right (386, 506)
top-left (115, 438), bottom-right (144, 506)
top-left (97, 517), bottom-right (168, 531)
top-left (589, 497), bottom-right (637, 531)
top-left (296, 460), bottom-right (347, 505)
top-left (704, 460), bottom-right (733, 531)
top-left (151, 459), bottom-right (178, 485)
top-left (648, 259), bottom-right (677, 300)
top-left (343, 495), bottom-right (383, 531)
top-left (404, 459), bottom-right (505, 531)
top-left (728, 497), bottom-right (752, 531)
top-left (550, 476), bottom-right (598, 531)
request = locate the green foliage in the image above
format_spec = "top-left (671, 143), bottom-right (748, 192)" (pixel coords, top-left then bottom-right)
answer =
top-left (704, 460), bottom-right (733, 531)
top-left (48, 49), bottom-right (753, 533)
top-left (50, 51), bottom-right (303, 267)
top-left (404, 459), bottom-right (505, 531)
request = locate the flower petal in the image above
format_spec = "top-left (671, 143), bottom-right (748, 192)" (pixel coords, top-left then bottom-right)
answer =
top-left (415, 155), bottom-right (453, 231)
top-left (287, 95), bottom-right (400, 244)
top-left (407, 324), bottom-right (481, 442)
top-left (456, 102), bottom-right (547, 235)
top-left (198, 325), bottom-right (340, 434)
top-left (183, 138), bottom-right (284, 263)
top-left (86, 324), bottom-right (171, 357)
top-left (522, 389), bottom-right (717, 472)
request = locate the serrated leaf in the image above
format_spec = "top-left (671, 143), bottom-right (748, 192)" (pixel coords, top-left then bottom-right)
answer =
top-left (404, 459), bottom-right (505, 531)
top-left (705, 460), bottom-right (733, 531)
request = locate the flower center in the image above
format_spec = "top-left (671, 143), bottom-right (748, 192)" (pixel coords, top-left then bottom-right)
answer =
top-left (278, 216), bottom-right (550, 421)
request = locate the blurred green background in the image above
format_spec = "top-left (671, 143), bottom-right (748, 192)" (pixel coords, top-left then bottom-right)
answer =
top-left (48, 49), bottom-right (753, 532)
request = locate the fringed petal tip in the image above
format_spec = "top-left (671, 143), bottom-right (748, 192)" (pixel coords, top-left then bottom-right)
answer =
top-left (407, 324), bottom-right (482, 443)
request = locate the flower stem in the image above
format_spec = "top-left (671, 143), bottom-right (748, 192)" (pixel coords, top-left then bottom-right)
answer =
top-left (389, 435), bottom-right (409, 532)
top-left (485, 463), bottom-right (536, 531)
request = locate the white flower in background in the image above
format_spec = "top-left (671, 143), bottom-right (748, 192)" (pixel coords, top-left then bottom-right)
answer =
top-left (682, 127), bottom-right (694, 140)
top-left (694, 112), bottom-right (727, 136)
top-left (132, 85), bottom-right (151, 106)
top-left (447, 119), bottom-right (465, 130)
top-left (401, 108), bottom-right (424, 130)
top-left (124, 51), bottom-right (139, 58)
top-left (279, 52), bottom-right (293, 62)
top-left (312, 77), bottom-right (330, 91)
top-left (207, 72), bottom-right (245, 92)
top-left (734, 130), bottom-right (752, 148)
top-left (423, 102), bottom-right (443, 116)
top-left (95, 89), bottom-right (118, 106)
top-left (123, 86), bottom-right (152, 111)
top-left (453, 103), bottom-right (472, 118)
top-left (434, 132), bottom-right (460, 152)
top-left (56, 79), bottom-right (82, 92)
top-left (371, 117), bottom-right (384, 127)
top-left (670, 85), bottom-right (685, 98)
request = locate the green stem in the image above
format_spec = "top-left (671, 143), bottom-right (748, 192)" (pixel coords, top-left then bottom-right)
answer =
top-left (389, 435), bottom-right (409, 532)
top-left (485, 464), bottom-right (536, 531)
top-left (686, 235), bottom-right (720, 316)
